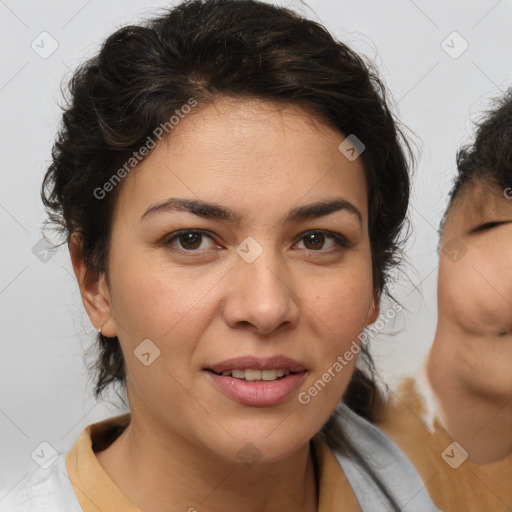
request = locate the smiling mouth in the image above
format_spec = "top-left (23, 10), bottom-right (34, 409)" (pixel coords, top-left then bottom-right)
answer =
top-left (204, 366), bottom-right (308, 406)
top-left (206, 368), bottom-right (301, 381)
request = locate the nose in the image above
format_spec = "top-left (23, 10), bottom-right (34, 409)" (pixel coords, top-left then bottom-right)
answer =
top-left (222, 249), bottom-right (300, 336)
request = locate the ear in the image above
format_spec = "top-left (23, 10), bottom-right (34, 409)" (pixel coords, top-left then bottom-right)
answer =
top-left (69, 233), bottom-right (117, 338)
top-left (365, 292), bottom-right (380, 326)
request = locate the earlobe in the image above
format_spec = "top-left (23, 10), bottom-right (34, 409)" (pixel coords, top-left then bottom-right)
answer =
top-left (68, 234), bottom-right (117, 338)
top-left (366, 295), bottom-right (380, 325)
top-left (85, 275), bottom-right (117, 337)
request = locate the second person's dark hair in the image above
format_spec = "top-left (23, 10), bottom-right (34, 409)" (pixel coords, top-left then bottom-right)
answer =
top-left (439, 90), bottom-right (512, 235)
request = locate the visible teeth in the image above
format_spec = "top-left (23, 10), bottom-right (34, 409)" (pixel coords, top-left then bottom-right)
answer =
top-left (261, 370), bottom-right (277, 381)
top-left (218, 369), bottom-right (291, 381)
top-left (245, 369), bottom-right (261, 381)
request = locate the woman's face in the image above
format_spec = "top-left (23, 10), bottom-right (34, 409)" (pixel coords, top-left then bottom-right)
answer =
top-left (94, 97), bottom-right (376, 462)
top-left (438, 182), bottom-right (512, 397)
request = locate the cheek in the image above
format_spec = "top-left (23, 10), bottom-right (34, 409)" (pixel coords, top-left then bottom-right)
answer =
top-left (109, 268), bottom-right (192, 340)
top-left (301, 265), bottom-right (373, 378)
top-left (440, 253), bottom-right (512, 335)
top-left (438, 248), bottom-right (512, 396)
top-left (319, 260), bottom-right (374, 322)
top-left (315, 285), bottom-right (372, 342)
top-left (295, 287), bottom-right (366, 427)
top-left (107, 245), bottom-right (226, 378)
top-left (107, 258), bottom-right (223, 413)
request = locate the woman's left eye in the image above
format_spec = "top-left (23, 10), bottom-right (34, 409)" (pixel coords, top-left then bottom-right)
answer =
top-left (295, 230), bottom-right (351, 251)
top-left (163, 229), bottom-right (350, 254)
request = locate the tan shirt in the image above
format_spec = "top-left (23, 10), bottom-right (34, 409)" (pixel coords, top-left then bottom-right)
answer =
top-left (377, 377), bottom-right (512, 512)
top-left (65, 413), bottom-right (361, 512)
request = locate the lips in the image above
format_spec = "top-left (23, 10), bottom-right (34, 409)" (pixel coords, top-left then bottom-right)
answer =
top-left (204, 368), bottom-right (308, 406)
top-left (203, 355), bottom-right (309, 406)
top-left (204, 355), bottom-right (307, 374)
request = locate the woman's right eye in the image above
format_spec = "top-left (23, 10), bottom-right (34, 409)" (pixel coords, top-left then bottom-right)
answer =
top-left (164, 230), bottom-right (217, 253)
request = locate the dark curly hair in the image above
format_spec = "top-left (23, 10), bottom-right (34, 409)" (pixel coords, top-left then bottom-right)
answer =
top-left (42, 0), bottom-right (412, 491)
top-left (439, 89), bottom-right (512, 235)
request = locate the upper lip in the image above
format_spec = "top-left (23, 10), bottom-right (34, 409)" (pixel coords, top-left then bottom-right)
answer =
top-left (205, 356), bottom-right (307, 374)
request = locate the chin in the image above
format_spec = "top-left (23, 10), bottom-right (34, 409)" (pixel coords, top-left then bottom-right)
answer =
top-left (210, 429), bottom-right (311, 466)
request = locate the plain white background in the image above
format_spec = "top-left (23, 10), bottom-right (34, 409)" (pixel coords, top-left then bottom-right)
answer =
top-left (1, 0), bottom-right (512, 494)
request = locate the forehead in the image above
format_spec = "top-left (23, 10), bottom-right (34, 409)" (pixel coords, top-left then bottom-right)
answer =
top-left (115, 97), bottom-right (369, 223)
top-left (444, 181), bottom-right (512, 233)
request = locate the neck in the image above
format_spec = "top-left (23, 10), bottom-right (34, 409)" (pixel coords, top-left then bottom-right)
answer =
top-left (96, 412), bottom-right (318, 512)
top-left (427, 326), bottom-right (512, 464)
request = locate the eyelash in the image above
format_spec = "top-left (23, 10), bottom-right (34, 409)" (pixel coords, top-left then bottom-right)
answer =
top-left (162, 229), bottom-right (352, 255)
top-left (474, 221), bottom-right (506, 233)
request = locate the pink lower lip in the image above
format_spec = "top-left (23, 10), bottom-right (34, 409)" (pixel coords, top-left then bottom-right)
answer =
top-left (204, 370), bottom-right (308, 406)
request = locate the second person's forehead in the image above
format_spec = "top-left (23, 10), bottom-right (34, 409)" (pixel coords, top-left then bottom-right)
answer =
top-left (451, 182), bottom-right (511, 226)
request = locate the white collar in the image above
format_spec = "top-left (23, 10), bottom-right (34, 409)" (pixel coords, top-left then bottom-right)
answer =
top-left (415, 364), bottom-right (444, 432)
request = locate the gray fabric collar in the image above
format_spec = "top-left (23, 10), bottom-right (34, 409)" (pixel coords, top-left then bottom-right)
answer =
top-left (330, 403), bottom-right (442, 512)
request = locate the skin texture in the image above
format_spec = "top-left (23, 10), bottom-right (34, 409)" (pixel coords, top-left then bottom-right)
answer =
top-left (427, 182), bottom-right (512, 464)
top-left (70, 96), bottom-right (379, 512)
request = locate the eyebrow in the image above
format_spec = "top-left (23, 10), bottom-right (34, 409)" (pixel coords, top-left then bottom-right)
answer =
top-left (468, 220), bottom-right (512, 234)
top-left (141, 197), bottom-right (363, 225)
